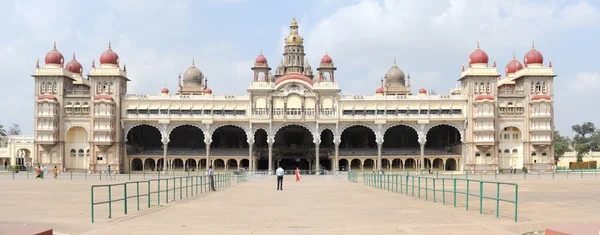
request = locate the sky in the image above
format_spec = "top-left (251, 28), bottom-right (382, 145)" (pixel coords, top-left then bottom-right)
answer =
top-left (0, 0), bottom-right (599, 137)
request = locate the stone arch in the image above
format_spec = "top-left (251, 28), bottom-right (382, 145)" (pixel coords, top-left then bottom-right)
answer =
top-left (340, 124), bottom-right (378, 139)
top-left (445, 158), bottom-right (457, 170)
top-left (213, 158), bottom-right (225, 170)
top-left (272, 123), bottom-right (315, 142)
top-left (168, 123), bottom-right (206, 138)
top-left (131, 158), bottom-right (143, 171)
top-left (498, 124), bottom-right (524, 141)
top-left (210, 124), bottom-right (249, 144)
top-left (424, 123), bottom-right (463, 142)
top-left (126, 123), bottom-right (165, 141)
top-left (383, 124), bottom-right (420, 142)
top-left (65, 124), bottom-right (91, 140)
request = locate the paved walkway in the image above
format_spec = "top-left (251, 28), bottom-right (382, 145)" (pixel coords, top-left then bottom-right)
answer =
top-left (81, 176), bottom-right (518, 235)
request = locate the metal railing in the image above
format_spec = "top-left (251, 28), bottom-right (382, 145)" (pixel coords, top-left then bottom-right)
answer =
top-left (90, 173), bottom-right (244, 223)
top-left (355, 173), bottom-right (519, 222)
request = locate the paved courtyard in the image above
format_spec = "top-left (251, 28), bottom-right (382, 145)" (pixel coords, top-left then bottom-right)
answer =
top-left (1, 173), bottom-right (600, 234)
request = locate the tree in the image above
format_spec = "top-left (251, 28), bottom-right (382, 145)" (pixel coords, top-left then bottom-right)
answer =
top-left (0, 124), bottom-right (6, 136)
top-left (553, 131), bottom-right (570, 164)
top-left (7, 124), bottom-right (21, 135)
top-left (571, 122), bottom-right (597, 162)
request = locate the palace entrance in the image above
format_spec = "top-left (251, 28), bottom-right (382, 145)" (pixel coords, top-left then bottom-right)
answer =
top-left (273, 125), bottom-right (317, 171)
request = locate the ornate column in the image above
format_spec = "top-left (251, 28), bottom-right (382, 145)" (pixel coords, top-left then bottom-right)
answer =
top-left (205, 138), bottom-right (211, 170)
top-left (334, 136), bottom-right (340, 172)
top-left (162, 139), bottom-right (168, 173)
top-left (247, 134), bottom-right (254, 172)
top-left (268, 137), bottom-right (274, 175)
top-left (314, 136), bottom-right (320, 175)
top-left (419, 142), bottom-right (425, 171)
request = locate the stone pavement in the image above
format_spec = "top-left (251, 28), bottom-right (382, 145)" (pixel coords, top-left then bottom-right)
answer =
top-left (2, 174), bottom-right (600, 234)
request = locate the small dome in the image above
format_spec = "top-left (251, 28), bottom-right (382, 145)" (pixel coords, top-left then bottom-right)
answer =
top-left (505, 55), bottom-right (524, 75)
top-left (44, 42), bottom-right (64, 66)
top-left (524, 42), bottom-right (543, 66)
top-left (321, 53), bottom-right (332, 64)
top-left (475, 94), bottom-right (494, 101)
top-left (418, 87), bottom-right (427, 94)
top-left (161, 87), bottom-right (169, 94)
top-left (385, 59), bottom-right (406, 86)
top-left (277, 59), bottom-right (284, 71)
top-left (99, 42), bottom-right (119, 65)
top-left (65, 53), bottom-right (83, 74)
top-left (183, 59), bottom-right (204, 87)
top-left (204, 87), bottom-right (213, 94)
top-left (531, 94), bottom-right (551, 101)
top-left (375, 87), bottom-right (384, 94)
top-left (469, 42), bottom-right (489, 66)
top-left (255, 53), bottom-right (267, 64)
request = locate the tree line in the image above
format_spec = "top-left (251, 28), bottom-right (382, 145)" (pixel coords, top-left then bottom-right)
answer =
top-left (554, 122), bottom-right (600, 162)
top-left (0, 124), bottom-right (22, 136)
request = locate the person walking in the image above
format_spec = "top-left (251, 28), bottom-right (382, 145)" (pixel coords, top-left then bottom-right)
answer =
top-left (105, 165), bottom-right (113, 180)
top-left (276, 166), bottom-right (284, 190)
top-left (209, 166), bottom-right (216, 191)
top-left (53, 166), bottom-right (58, 179)
top-left (295, 167), bottom-right (300, 182)
top-left (35, 166), bottom-right (43, 179)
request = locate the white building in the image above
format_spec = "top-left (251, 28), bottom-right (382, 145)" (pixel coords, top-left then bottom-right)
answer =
top-left (30, 18), bottom-right (556, 174)
top-left (0, 135), bottom-right (34, 169)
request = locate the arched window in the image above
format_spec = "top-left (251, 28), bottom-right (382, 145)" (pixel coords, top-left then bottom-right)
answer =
top-left (512, 149), bottom-right (518, 153)
top-left (535, 82), bottom-right (541, 92)
top-left (542, 82), bottom-right (547, 93)
top-left (97, 84), bottom-right (102, 93)
top-left (480, 83), bottom-right (485, 93)
top-left (475, 84), bottom-right (479, 93)
top-left (103, 82), bottom-right (108, 93)
top-left (504, 149), bottom-right (510, 153)
top-left (78, 149), bottom-right (84, 157)
top-left (86, 149), bottom-right (90, 158)
top-left (531, 84), bottom-right (535, 93)
top-left (531, 152), bottom-right (537, 157)
top-left (541, 152), bottom-right (547, 156)
top-left (70, 149), bottom-right (76, 157)
top-left (486, 82), bottom-right (490, 92)
top-left (42, 82), bottom-right (46, 93)
top-left (53, 82), bottom-right (57, 93)
top-left (475, 153), bottom-right (481, 157)
top-left (485, 153), bottom-right (491, 157)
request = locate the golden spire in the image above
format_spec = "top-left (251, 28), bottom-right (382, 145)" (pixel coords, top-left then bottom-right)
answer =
top-left (476, 41), bottom-right (480, 49)
top-left (192, 58), bottom-right (195, 67)
top-left (108, 41), bottom-right (112, 50)
top-left (53, 41), bottom-right (56, 50)
top-left (512, 52), bottom-right (516, 60)
top-left (531, 41), bottom-right (535, 50)
top-left (291, 17), bottom-right (298, 27)
top-left (73, 52), bottom-right (76, 60)
top-left (393, 57), bottom-right (397, 66)
top-left (325, 49), bottom-right (328, 55)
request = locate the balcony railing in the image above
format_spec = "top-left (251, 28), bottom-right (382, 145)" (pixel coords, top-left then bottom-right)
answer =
top-left (126, 147), bottom-right (461, 156)
top-left (498, 90), bottom-right (525, 97)
top-left (65, 90), bottom-right (91, 95)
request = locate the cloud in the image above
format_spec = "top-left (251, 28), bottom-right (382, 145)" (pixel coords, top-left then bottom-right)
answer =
top-left (568, 72), bottom-right (600, 93)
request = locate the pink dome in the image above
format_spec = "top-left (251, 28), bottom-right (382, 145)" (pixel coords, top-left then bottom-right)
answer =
top-left (469, 43), bottom-right (489, 65)
top-left (321, 53), bottom-right (332, 64)
top-left (475, 94), bottom-right (494, 101)
top-left (274, 74), bottom-right (314, 85)
top-left (375, 87), bottom-right (384, 94)
top-left (44, 42), bottom-right (64, 66)
top-left (505, 57), bottom-right (524, 75)
top-left (161, 87), bottom-right (169, 94)
top-left (65, 53), bottom-right (83, 74)
top-left (524, 44), bottom-right (543, 66)
top-left (204, 88), bottom-right (213, 94)
top-left (255, 54), bottom-right (267, 63)
top-left (100, 42), bottom-right (119, 65)
top-left (418, 87), bottom-right (427, 94)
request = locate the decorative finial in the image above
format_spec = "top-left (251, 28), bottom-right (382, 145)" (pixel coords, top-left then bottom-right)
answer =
top-left (123, 63), bottom-right (127, 71)
top-left (531, 41), bottom-right (535, 50)
top-left (461, 63), bottom-right (465, 72)
top-left (204, 77), bottom-right (208, 89)
top-left (549, 58), bottom-right (552, 67)
top-left (192, 58), bottom-right (195, 67)
top-left (380, 78), bottom-right (384, 88)
top-left (108, 41), bottom-right (112, 50)
top-left (325, 49), bottom-right (328, 55)
top-left (476, 41), bottom-right (480, 49)
top-left (260, 49), bottom-right (262, 55)
top-left (512, 53), bottom-right (516, 60)
top-left (53, 41), bottom-right (56, 50)
top-left (493, 58), bottom-right (496, 67)
top-left (92, 58), bottom-right (95, 68)
top-left (36, 58), bottom-right (39, 68)
top-left (73, 53), bottom-right (76, 60)
top-left (393, 57), bottom-right (397, 66)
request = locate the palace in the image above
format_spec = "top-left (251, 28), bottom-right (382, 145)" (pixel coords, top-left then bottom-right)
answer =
top-left (29, 18), bottom-right (556, 174)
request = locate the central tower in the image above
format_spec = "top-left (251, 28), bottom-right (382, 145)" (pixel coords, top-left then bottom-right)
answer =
top-left (276, 18), bottom-right (313, 80)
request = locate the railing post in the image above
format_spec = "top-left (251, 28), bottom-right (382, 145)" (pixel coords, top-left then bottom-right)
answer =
top-left (453, 178), bottom-right (457, 208)
top-left (425, 178), bottom-right (428, 201)
top-left (395, 175), bottom-right (399, 193)
top-left (433, 178), bottom-right (436, 203)
top-left (418, 177), bottom-right (421, 199)
top-left (466, 180), bottom-right (469, 211)
top-left (479, 181), bottom-right (483, 214)
top-left (411, 176), bottom-right (415, 197)
top-left (129, 170), bottom-right (131, 181)
top-left (552, 169), bottom-right (555, 179)
top-left (180, 177), bottom-right (183, 200)
top-left (496, 182), bottom-right (500, 218)
top-left (166, 179), bottom-right (169, 203)
top-left (158, 179), bottom-right (161, 206)
top-left (442, 178), bottom-right (445, 204)
top-left (515, 184), bottom-right (519, 222)
top-left (71, 170), bottom-right (73, 180)
top-left (108, 185), bottom-right (112, 218)
top-left (136, 182), bottom-right (140, 211)
top-left (581, 168), bottom-right (583, 178)
top-left (91, 186), bottom-right (95, 223)
top-left (124, 184), bottom-right (128, 215)
top-left (147, 181), bottom-right (151, 208)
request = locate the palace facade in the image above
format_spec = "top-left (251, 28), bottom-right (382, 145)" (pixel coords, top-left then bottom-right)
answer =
top-left (31, 18), bottom-right (556, 174)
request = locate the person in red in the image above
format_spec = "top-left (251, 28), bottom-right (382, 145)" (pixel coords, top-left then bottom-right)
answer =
top-left (295, 167), bottom-right (301, 182)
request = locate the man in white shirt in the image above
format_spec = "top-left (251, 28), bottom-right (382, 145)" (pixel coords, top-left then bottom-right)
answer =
top-left (209, 166), bottom-right (216, 191)
top-left (276, 166), bottom-right (284, 190)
